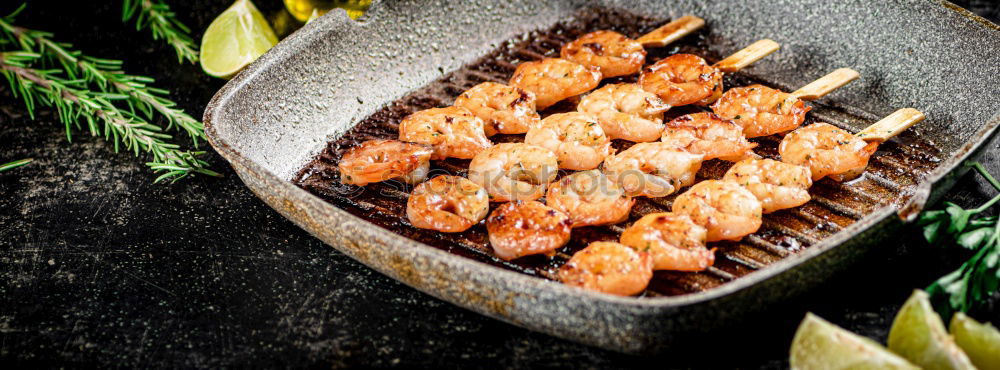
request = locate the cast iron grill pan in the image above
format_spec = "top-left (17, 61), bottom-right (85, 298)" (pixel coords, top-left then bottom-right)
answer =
top-left (292, 7), bottom-right (941, 298)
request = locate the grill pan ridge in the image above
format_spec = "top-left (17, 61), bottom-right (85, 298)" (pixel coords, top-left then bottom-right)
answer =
top-left (203, 0), bottom-right (1000, 353)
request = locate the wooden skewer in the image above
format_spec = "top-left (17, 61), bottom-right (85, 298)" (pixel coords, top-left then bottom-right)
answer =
top-left (789, 68), bottom-right (860, 101)
top-left (856, 108), bottom-right (925, 142)
top-left (636, 15), bottom-right (706, 48)
top-left (714, 39), bottom-right (781, 73)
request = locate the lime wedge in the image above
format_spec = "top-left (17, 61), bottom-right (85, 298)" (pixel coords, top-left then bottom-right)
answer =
top-left (888, 290), bottom-right (976, 369)
top-left (951, 312), bottom-right (1000, 369)
top-left (200, 0), bottom-right (279, 79)
top-left (790, 313), bottom-right (918, 369)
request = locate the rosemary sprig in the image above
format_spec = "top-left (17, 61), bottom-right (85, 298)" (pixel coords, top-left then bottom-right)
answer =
top-left (0, 51), bottom-right (218, 182)
top-left (919, 162), bottom-right (1000, 319)
top-left (121, 0), bottom-right (198, 64)
top-left (0, 15), bottom-right (205, 145)
top-left (0, 158), bottom-right (32, 172)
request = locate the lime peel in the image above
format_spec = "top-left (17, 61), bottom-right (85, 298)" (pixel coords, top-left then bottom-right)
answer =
top-left (790, 313), bottom-right (918, 370)
top-left (200, 0), bottom-right (279, 79)
top-left (888, 290), bottom-right (976, 369)
top-left (951, 312), bottom-right (1000, 370)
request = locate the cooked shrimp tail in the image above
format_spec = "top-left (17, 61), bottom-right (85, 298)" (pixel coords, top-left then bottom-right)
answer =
top-left (635, 15), bottom-right (705, 48)
top-left (788, 68), bottom-right (860, 101)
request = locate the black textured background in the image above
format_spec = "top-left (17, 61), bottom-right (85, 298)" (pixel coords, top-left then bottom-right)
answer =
top-left (1, 1), bottom-right (998, 368)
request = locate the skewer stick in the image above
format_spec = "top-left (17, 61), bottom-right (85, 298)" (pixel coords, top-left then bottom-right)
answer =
top-left (636, 15), bottom-right (706, 48)
top-left (714, 39), bottom-right (781, 73)
top-left (855, 108), bottom-right (925, 142)
top-left (788, 68), bottom-right (860, 101)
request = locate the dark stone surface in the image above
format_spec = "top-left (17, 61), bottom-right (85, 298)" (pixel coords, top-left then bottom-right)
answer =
top-left (1, 1), bottom-right (998, 368)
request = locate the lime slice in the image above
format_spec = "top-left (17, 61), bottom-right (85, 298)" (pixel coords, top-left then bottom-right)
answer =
top-left (200, 0), bottom-right (279, 79)
top-left (888, 290), bottom-right (976, 369)
top-left (951, 312), bottom-right (1000, 369)
top-left (790, 313), bottom-right (918, 369)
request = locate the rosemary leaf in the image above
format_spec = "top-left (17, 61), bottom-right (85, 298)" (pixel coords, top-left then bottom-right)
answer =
top-left (121, 0), bottom-right (198, 64)
top-left (0, 158), bottom-right (32, 172)
top-left (0, 15), bottom-right (205, 145)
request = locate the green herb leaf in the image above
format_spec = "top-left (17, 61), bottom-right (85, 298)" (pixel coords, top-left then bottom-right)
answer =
top-left (923, 163), bottom-right (1000, 320)
top-left (957, 226), bottom-right (993, 250)
top-left (945, 202), bottom-right (972, 234)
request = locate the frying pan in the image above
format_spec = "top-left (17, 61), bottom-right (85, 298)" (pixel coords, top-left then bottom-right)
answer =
top-left (203, 0), bottom-right (1000, 353)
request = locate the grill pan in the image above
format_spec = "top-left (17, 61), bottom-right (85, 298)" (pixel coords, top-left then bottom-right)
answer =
top-left (203, 0), bottom-right (1000, 353)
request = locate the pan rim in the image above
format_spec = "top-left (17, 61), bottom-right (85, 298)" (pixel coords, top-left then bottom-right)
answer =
top-left (202, 0), bottom-right (1000, 309)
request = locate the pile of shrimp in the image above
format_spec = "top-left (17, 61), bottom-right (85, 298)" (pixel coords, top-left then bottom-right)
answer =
top-left (331, 16), bottom-right (907, 297)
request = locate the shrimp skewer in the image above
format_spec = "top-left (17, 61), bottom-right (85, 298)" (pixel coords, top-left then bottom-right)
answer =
top-left (518, 16), bottom-right (705, 111)
top-left (780, 108), bottom-right (925, 182)
top-left (639, 39), bottom-right (780, 107)
top-left (712, 68), bottom-right (860, 138)
top-left (561, 15), bottom-right (705, 78)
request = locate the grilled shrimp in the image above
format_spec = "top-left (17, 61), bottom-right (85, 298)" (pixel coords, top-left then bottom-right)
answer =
top-left (468, 143), bottom-right (559, 202)
top-left (672, 180), bottom-right (762, 242)
top-left (406, 175), bottom-right (490, 233)
top-left (338, 140), bottom-right (433, 186)
top-left (398, 106), bottom-right (493, 159)
top-left (577, 83), bottom-right (671, 142)
top-left (660, 113), bottom-right (757, 161)
top-left (486, 200), bottom-right (572, 260)
top-left (560, 31), bottom-right (646, 78)
top-left (453, 82), bottom-right (540, 136)
top-left (509, 58), bottom-right (602, 109)
top-left (712, 84), bottom-right (810, 138)
top-left (638, 54), bottom-right (723, 107)
top-left (558, 241), bottom-right (653, 296)
top-left (602, 142), bottom-right (703, 198)
top-left (723, 158), bottom-right (812, 214)
top-left (619, 212), bottom-right (714, 271)
top-left (524, 112), bottom-right (612, 170)
top-left (545, 170), bottom-right (634, 227)
top-left (779, 122), bottom-right (878, 182)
